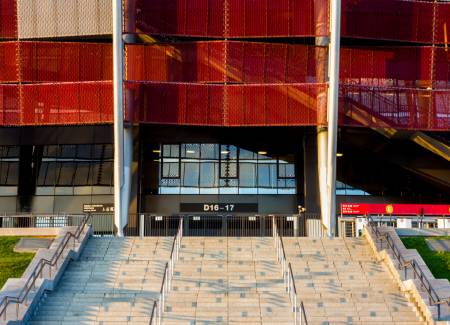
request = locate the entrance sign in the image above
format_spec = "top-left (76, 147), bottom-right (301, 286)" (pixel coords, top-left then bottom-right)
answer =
top-left (83, 203), bottom-right (114, 213)
top-left (180, 203), bottom-right (258, 213)
top-left (341, 203), bottom-right (450, 216)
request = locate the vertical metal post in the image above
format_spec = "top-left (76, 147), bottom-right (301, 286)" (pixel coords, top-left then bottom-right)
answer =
top-left (326, 0), bottom-right (342, 237)
top-left (140, 214), bottom-right (145, 239)
top-left (113, 0), bottom-right (124, 236)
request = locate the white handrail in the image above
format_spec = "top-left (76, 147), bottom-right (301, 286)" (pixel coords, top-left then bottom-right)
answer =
top-left (150, 217), bottom-right (183, 325)
top-left (272, 217), bottom-right (307, 325)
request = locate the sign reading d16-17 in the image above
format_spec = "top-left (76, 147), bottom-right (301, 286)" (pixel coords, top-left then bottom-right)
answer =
top-left (83, 203), bottom-right (114, 213)
top-left (180, 203), bottom-right (258, 213)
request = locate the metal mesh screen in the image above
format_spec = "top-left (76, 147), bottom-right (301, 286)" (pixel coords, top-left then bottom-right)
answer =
top-left (124, 0), bottom-right (329, 38)
top-left (125, 42), bottom-right (326, 83)
top-left (0, 0), bottom-right (17, 39)
top-left (0, 82), bottom-right (112, 126)
top-left (17, 0), bottom-right (112, 38)
top-left (125, 82), bottom-right (327, 126)
top-left (0, 42), bottom-right (112, 83)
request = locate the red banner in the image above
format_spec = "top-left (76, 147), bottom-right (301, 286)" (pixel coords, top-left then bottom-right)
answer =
top-left (341, 203), bottom-right (450, 216)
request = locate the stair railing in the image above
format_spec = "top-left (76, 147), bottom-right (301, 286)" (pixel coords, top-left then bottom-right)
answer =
top-left (272, 217), bottom-right (308, 325)
top-left (150, 217), bottom-right (183, 325)
top-left (366, 216), bottom-right (450, 320)
top-left (0, 214), bottom-right (92, 322)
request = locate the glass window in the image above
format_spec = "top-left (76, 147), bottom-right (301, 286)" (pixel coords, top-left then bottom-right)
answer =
top-left (155, 143), bottom-right (297, 195)
top-left (220, 145), bottom-right (238, 179)
top-left (36, 144), bottom-right (113, 195)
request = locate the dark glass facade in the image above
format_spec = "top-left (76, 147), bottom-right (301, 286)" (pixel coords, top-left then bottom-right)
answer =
top-left (148, 143), bottom-right (296, 195)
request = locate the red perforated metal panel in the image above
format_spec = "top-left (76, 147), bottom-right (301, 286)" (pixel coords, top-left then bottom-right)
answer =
top-left (0, 85), bottom-right (20, 125)
top-left (0, 42), bottom-right (112, 83)
top-left (124, 82), bottom-right (327, 127)
top-left (124, 0), bottom-right (450, 43)
top-left (0, 0), bottom-right (17, 39)
top-left (0, 42), bottom-right (18, 82)
top-left (341, 0), bottom-right (434, 43)
top-left (125, 42), bottom-right (326, 84)
top-left (340, 47), bottom-right (433, 87)
top-left (0, 82), bottom-right (113, 126)
top-left (125, 0), bottom-right (328, 38)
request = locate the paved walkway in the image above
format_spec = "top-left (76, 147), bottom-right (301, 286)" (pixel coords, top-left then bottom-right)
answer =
top-left (426, 238), bottom-right (450, 252)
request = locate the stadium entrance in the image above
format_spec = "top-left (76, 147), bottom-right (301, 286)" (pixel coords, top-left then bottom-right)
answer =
top-left (128, 214), bottom-right (323, 237)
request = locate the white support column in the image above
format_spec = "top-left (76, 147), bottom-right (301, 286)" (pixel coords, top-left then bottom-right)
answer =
top-left (113, 0), bottom-right (126, 236)
top-left (326, 0), bottom-right (342, 237)
top-left (317, 126), bottom-right (329, 233)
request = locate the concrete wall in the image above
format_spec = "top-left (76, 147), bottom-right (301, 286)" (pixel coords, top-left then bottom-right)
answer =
top-left (0, 195), bottom-right (113, 214)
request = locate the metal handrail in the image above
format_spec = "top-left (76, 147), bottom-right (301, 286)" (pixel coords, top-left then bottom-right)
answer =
top-left (149, 217), bottom-right (183, 325)
top-left (366, 216), bottom-right (450, 320)
top-left (149, 300), bottom-right (158, 325)
top-left (272, 217), bottom-right (308, 325)
top-left (0, 214), bottom-right (91, 321)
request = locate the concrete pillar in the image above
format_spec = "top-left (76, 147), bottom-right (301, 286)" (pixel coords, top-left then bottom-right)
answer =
top-left (113, 0), bottom-right (130, 236)
top-left (326, 0), bottom-right (342, 237)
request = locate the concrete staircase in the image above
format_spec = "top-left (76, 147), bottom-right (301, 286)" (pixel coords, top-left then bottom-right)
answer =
top-left (28, 235), bottom-right (425, 325)
top-left (28, 237), bottom-right (173, 325)
top-left (163, 237), bottom-right (294, 324)
top-left (283, 237), bottom-right (425, 325)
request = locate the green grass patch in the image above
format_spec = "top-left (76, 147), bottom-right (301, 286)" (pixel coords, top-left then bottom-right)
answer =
top-left (400, 236), bottom-right (450, 281)
top-left (0, 237), bottom-right (35, 289)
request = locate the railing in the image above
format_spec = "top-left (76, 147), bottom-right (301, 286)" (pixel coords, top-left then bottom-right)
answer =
top-left (366, 216), bottom-right (450, 320)
top-left (272, 217), bottom-right (308, 325)
top-left (149, 217), bottom-right (183, 325)
top-left (0, 214), bottom-right (92, 322)
top-left (0, 214), bottom-right (115, 236)
top-left (127, 214), bottom-right (302, 237)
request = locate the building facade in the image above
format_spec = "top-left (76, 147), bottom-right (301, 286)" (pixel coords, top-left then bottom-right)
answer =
top-left (0, 0), bottom-right (449, 234)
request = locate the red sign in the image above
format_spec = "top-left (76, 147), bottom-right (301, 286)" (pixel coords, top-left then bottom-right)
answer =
top-left (341, 203), bottom-right (450, 216)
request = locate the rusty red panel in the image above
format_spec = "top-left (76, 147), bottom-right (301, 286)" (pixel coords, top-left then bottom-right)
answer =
top-left (340, 47), bottom-right (433, 87)
top-left (434, 47), bottom-right (450, 89)
top-left (125, 42), bottom-right (323, 84)
top-left (0, 0), bottom-right (17, 39)
top-left (124, 82), bottom-right (449, 130)
top-left (1, 42), bottom-right (112, 83)
top-left (125, 82), bottom-right (327, 127)
top-left (244, 86), bottom-right (266, 125)
top-left (20, 82), bottom-right (113, 125)
top-left (245, 0), bottom-right (267, 37)
top-left (126, 0), bottom-right (327, 38)
top-left (265, 44), bottom-right (288, 83)
top-left (0, 85), bottom-right (20, 125)
top-left (266, 85), bottom-right (288, 125)
top-left (227, 0), bottom-right (245, 37)
top-left (0, 42), bottom-right (18, 82)
top-left (341, 0), bottom-right (433, 43)
top-left (226, 86), bottom-right (245, 125)
top-left (435, 3), bottom-right (450, 44)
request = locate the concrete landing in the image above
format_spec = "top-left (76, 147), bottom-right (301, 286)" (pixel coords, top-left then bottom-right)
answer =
top-left (14, 237), bottom-right (53, 253)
